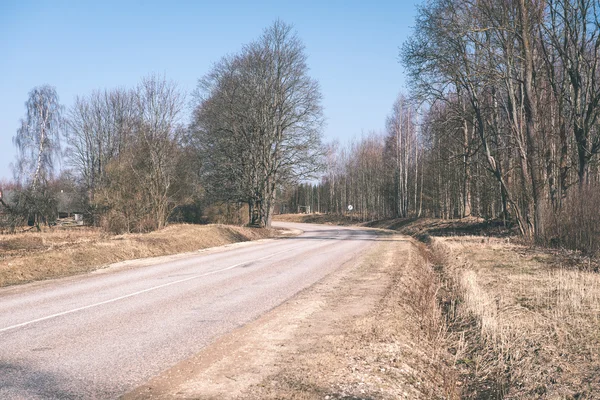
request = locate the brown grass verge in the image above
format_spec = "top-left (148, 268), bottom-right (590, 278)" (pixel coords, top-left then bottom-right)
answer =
top-left (431, 236), bottom-right (600, 399)
top-left (240, 237), bottom-right (461, 400)
top-left (0, 224), bottom-right (279, 288)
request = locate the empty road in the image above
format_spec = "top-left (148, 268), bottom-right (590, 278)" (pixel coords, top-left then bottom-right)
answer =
top-left (0, 222), bottom-right (378, 399)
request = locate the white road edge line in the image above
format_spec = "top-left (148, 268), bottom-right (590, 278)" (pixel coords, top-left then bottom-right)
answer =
top-left (0, 248), bottom-right (294, 334)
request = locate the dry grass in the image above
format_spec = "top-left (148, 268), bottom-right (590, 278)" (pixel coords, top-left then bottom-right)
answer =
top-left (432, 236), bottom-right (600, 399)
top-left (0, 224), bottom-right (278, 288)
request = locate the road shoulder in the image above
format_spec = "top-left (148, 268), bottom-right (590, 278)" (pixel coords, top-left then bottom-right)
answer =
top-left (123, 233), bottom-right (456, 399)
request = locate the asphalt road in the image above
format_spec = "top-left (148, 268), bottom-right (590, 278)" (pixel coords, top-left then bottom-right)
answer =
top-left (0, 222), bottom-right (378, 399)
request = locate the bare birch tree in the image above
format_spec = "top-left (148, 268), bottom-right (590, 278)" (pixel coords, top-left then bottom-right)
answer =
top-left (12, 85), bottom-right (63, 228)
top-left (14, 85), bottom-right (63, 190)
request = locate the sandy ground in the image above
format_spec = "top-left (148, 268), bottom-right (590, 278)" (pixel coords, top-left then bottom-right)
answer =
top-left (123, 232), bottom-right (456, 400)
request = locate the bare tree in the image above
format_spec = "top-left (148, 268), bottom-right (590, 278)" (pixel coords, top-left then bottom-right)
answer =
top-left (12, 85), bottom-right (63, 228)
top-left (385, 95), bottom-right (421, 218)
top-left (132, 74), bottom-right (186, 229)
top-left (65, 88), bottom-right (136, 208)
top-left (192, 20), bottom-right (324, 227)
top-left (542, 0), bottom-right (600, 185)
top-left (14, 85), bottom-right (63, 189)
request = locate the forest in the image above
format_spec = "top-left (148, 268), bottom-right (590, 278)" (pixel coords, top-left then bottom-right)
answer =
top-left (282, 0), bottom-right (600, 254)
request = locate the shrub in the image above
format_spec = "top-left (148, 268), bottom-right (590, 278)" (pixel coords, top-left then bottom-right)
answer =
top-left (544, 184), bottom-right (600, 256)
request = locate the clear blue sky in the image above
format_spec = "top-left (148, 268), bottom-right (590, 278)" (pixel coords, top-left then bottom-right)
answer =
top-left (0, 0), bottom-right (420, 182)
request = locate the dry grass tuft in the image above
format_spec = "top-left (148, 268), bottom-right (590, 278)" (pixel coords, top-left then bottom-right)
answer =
top-left (0, 224), bottom-right (278, 288)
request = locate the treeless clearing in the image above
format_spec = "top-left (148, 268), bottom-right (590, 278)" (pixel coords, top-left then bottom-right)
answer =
top-left (0, 224), bottom-right (280, 287)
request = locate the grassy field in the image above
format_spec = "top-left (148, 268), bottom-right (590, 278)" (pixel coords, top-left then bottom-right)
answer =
top-left (0, 224), bottom-right (279, 287)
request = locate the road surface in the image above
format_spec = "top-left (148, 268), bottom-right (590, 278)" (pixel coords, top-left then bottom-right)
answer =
top-left (0, 222), bottom-right (378, 399)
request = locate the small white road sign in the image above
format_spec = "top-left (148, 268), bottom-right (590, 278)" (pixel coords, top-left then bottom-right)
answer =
top-left (347, 205), bottom-right (353, 211)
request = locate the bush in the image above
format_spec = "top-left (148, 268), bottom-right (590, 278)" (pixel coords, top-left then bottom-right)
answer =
top-left (204, 202), bottom-right (248, 225)
top-left (100, 210), bottom-right (130, 234)
top-left (169, 201), bottom-right (204, 224)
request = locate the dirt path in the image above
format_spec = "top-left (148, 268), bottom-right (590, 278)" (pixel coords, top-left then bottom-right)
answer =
top-left (123, 234), bottom-right (457, 399)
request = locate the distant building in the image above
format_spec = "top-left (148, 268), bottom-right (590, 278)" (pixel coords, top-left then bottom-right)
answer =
top-left (0, 188), bottom-right (86, 225)
top-left (57, 190), bottom-right (85, 218)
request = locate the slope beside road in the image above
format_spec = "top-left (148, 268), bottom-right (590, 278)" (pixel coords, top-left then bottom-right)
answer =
top-left (0, 222), bottom-right (379, 399)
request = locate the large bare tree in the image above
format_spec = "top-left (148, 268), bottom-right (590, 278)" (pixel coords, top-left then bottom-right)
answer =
top-left (192, 21), bottom-right (324, 227)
